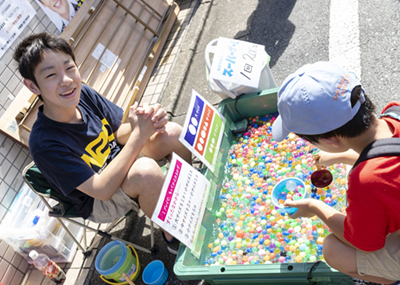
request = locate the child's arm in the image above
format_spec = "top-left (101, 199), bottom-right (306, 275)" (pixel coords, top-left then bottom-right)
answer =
top-left (77, 102), bottom-right (156, 200)
top-left (284, 199), bottom-right (363, 251)
top-left (315, 149), bottom-right (359, 167)
top-left (114, 103), bottom-right (168, 146)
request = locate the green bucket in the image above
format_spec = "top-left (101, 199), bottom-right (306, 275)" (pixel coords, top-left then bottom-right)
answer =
top-left (95, 240), bottom-right (140, 284)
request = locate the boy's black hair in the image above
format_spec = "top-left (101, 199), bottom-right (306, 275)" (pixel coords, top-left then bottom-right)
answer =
top-left (13, 33), bottom-right (76, 99)
top-left (296, 86), bottom-right (376, 144)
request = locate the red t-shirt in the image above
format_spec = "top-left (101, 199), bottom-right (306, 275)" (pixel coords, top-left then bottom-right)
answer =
top-left (344, 102), bottom-right (400, 251)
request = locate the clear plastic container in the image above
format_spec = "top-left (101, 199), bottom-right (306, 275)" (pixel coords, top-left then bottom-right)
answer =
top-left (0, 183), bottom-right (83, 263)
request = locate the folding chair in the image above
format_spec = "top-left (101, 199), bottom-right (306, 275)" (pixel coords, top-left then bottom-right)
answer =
top-left (22, 161), bottom-right (159, 257)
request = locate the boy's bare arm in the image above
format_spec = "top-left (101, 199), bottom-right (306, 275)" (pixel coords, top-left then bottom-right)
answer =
top-left (113, 123), bottom-right (133, 146)
top-left (315, 149), bottom-right (359, 167)
top-left (113, 103), bottom-right (169, 146)
top-left (77, 103), bottom-right (156, 200)
top-left (284, 199), bottom-right (368, 252)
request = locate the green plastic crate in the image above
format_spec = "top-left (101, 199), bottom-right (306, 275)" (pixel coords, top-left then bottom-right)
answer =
top-left (174, 88), bottom-right (353, 285)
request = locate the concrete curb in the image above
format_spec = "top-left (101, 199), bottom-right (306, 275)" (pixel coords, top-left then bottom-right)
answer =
top-left (160, 0), bottom-right (213, 117)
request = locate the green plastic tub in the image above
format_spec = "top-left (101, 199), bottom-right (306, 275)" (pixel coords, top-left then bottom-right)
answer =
top-left (173, 88), bottom-right (353, 285)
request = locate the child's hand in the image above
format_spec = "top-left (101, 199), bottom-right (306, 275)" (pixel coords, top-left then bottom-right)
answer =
top-left (128, 102), bottom-right (156, 139)
top-left (135, 103), bottom-right (168, 132)
top-left (150, 103), bottom-right (168, 132)
top-left (284, 199), bottom-right (318, 219)
top-left (313, 152), bottom-right (338, 168)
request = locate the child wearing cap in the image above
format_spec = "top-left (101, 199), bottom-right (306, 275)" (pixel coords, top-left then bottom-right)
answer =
top-left (272, 61), bottom-right (400, 284)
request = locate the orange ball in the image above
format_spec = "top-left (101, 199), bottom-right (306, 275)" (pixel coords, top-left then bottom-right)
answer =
top-left (295, 256), bottom-right (303, 263)
top-left (236, 230), bottom-right (245, 239)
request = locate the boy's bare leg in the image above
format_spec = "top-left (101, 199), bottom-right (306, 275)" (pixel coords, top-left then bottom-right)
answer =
top-left (323, 234), bottom-right (397, 284)
top-left (141, 122), bottom-right (192, 164)
top-left (121, 157), bottom-right (174, 240)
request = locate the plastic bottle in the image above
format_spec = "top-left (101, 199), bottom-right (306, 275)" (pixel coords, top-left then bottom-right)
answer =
top-left (29, 250), bottom-right (66, 283)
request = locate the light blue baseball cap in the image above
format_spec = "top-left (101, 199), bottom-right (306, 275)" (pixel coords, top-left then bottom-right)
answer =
top-left (272, 61), bottom-right (365, 142)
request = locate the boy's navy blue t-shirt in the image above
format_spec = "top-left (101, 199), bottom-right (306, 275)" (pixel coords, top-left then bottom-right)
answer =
top-left (29, 84), bottom-right (123, 219)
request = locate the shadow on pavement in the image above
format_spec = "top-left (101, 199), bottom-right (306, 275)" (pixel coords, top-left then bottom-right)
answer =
top-left (88, 210), bottom-right (210, 285)
top-left (234, 0), bottom-right (297, 67)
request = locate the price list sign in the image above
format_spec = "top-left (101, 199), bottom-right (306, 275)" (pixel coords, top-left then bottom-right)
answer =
top-left (152, 153), bottom-right (209, 250)
top-left (0, 0), bottom-right (35, 58)
top-left (209, 37), bottom-right (269, 88)
top-left (179, 90), bottom-right (225, 172)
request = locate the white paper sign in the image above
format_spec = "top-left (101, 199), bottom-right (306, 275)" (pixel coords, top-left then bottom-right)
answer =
top-left (0, 0), bottom-right (36, 58)
top-left (151, 153), bottom-right (209, 250)
top-left (209, 37), bottom-right (269, 88)
top-left (179, 90), bottom-right (225, 172)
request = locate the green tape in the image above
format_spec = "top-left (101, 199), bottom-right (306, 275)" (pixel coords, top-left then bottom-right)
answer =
top-left (206, 181), bottom-right (217, 211)
top-left (190, 225), bottom-right (206, 259)
top-left (205, 114), bottom-right (224, 165)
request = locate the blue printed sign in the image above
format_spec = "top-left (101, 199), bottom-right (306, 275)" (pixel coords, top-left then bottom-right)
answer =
top-left (184, 95), bottom-right (204, 146)
top-left (179, 90), bottom-right (225, 172)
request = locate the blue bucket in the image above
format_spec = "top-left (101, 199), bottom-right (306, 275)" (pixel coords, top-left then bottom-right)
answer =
top-left (142, 260), bottom-right (168, 285)
top-left (272, 177), bottom-right (307, 215)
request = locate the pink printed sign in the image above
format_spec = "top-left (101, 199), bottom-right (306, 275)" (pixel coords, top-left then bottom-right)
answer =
top-left (151, 153), bottom-right (209, 250)
top-left (158, 160), bottom-right (182, 221)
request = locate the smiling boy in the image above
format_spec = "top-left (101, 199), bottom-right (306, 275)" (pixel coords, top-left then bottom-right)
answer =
top-left (13, 32), bottom-right (191, 254)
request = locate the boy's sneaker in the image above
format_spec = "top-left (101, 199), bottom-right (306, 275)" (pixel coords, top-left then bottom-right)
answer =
top-left (162, 232), bottom-right (180, 255)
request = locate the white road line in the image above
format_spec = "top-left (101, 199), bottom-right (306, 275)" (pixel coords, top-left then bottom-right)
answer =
top-left (329, 0), bottom-right (361, 79)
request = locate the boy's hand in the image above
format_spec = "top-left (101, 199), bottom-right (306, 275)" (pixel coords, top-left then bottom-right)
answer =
top-left (284, 198), bottom-right (319, 219)
top-left (313, 151), bottom-right (337, 168)
top-left (128, 102), bottom-right (156, 139)
top-left (150, 103), bottom-right (168, 132)
top-left (313, 149), bottom-right (359, 167)
top-left (136, 103), bottom-right (168, 132)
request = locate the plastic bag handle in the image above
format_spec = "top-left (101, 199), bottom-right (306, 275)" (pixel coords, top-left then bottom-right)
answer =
top-left (205, 39), bottom-right (218, 72)
top-left (205, 39), bottom-right (237, 99)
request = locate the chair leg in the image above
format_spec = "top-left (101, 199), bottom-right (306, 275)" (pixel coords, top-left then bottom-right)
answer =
top-left (55, 216), bottom-right (87, 253)
top-left (65, 217), bottom-right (158, 254)
top-left (149, 221), bottom-right (159, 255)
